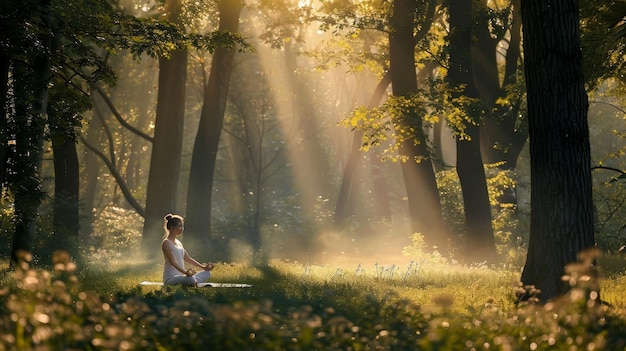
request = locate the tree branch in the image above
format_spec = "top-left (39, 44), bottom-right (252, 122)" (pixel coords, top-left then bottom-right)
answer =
top-left (591, 165), bottom-right (625, 175)
top-left (79, 135), bottom-right (146, 217)
top-left (91, 83), bottom-right (154, 142)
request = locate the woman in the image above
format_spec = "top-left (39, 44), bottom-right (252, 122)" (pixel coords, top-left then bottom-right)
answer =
top-left (162, 214), bottom-right (214, 286)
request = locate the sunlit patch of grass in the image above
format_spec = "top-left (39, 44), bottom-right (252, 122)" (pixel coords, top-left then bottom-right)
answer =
top-left (599, 274), bottom-right (626, 313)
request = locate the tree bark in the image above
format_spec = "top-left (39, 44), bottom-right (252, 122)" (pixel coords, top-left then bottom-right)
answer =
top-left (185, 0), bottom-right (243, 259)
top-left (478, 0), bottom-right (527, 161)
top-left (475, 0), bottom-right (527, 206)
top-left (10, 0), bottom-right (52, 264)
top-left (142, 0), bottom-right (188, 258)
top-left (51, 136), bottom-right (80, 260)
top-left (0, 52), bottom-right (8, 188)
top-left (389, 0), bottom-right (449, 251)
top-left (520, 0), bottom-right (594, 302)
top-left (448, 0), bottom-right (496, 261)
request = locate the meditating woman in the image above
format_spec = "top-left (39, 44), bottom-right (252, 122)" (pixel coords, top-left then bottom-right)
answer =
top-left (162, 214), bottom-right (214, 286)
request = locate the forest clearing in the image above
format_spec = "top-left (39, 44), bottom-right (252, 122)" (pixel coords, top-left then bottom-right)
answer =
top-left (2, 0), bottom-right (626, 349)
top-left (2, 253), bottom-right (626, 350)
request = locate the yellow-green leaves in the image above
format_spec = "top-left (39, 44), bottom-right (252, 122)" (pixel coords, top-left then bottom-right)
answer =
top-left (340, 78), bottom-right (486, 160)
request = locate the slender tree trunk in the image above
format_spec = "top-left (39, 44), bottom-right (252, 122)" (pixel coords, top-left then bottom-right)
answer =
top-left (185, 0), bottom-right (243, 259)
top-left (244, 120), bottom-right (262, 266)
top-left (520, 0), bottom-right (594, 302)
top-left (477, 0), bottom-right (527, 170)
top-left (281, 41), bottom-right (334, 214)
top-left (80, 95), bottom-right (106, 240)
top-left (369, 156), bottom-right (392, 221)
top-left (239, 89), bottom-right (265, 263)
top-left (335, 72), bottom-right (391, 224)
top-left (142, 0), bottom-right (188, 258)
top-left (448, 0), bottom-right (496, 261)
top-left (496, 0), bottom-right (527, 172)
top-left (389, 0), bottom-right (449, 252)
top-left (472, 0), bottom-right (526, 210)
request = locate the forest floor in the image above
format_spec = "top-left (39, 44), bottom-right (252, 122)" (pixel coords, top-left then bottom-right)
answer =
top-left (2, 254), bottom-right (626, 349)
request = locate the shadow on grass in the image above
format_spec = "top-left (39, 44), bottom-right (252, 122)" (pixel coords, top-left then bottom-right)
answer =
top-left (79, 258), bottom-right (162, 293)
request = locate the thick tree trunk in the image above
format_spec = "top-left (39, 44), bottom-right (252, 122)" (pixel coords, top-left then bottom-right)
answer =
top-left (142, 0), bottom-right (188, 258)
top-left (0, 53), bottom-right (8, 188)
top-left (520, 0), bottom-right (594, 302)
top-left (185, 0), bottom-right (243, 259)
top-left (10, 0), bottom-right (52, 264)
top-left (448, 0), bottom-right (496, 261)
top-left (51, 136), bottom-right (80, 260)
top-left (389, 0), bottom-right (449, 252)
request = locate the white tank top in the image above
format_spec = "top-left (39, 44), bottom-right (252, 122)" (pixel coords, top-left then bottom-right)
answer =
top-left (162, 239), bottom-right (185, 282)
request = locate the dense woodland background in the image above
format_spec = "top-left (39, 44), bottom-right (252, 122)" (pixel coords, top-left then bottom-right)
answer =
top-left (1, 0), bottom-right (625, 303)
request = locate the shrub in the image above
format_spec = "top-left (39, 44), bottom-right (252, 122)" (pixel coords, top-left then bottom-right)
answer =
top-left (86, 205), bottom-right (143, 260)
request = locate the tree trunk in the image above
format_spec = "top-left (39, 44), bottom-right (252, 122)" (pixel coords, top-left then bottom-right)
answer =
top-left (334, 72), bottom-right (391, 225)
top-left (448, 0), bottom-right (496, 261)
top-left (79, 105), bottom-right (103, 243)
top-left (0, 52), bottom-right (9, 188)
top-left (51, 136), bottom-right (80, 261)
top-left (475, 0), bottom-right (526, 207)
top-left (142, 0), bottom-right (188, 258)
top-left (370, 156), bottom-right (392, 221)
top-left (185, 0), bottom-right (243, 259)
top-left (389, 0), bottom-right (449, 252)
top-left (10, 0), bottom-right (52, 264)
top-left (520, 0), bottom-right (594, 302)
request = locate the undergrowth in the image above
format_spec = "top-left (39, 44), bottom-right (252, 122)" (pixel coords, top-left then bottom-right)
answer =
top-left (1, 253), bottom-right (626, 350)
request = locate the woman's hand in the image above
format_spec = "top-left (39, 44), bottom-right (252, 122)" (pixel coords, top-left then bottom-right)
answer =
top-left (203, 263), bottom-right (215, 271)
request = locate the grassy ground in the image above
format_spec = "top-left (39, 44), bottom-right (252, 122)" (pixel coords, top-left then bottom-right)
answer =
top-left (2, 255), bottom-right (626, 350)
top-left (81, 254), bottom-right (626, 311)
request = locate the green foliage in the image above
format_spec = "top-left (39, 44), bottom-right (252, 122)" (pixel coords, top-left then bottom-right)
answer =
top-left (341, 78), bottom-right (486, 162)
top-left (426, 166), bottom-right (529, 265)
top-left (50, 0), bottom-right (249, 61)
top-left (2, 255), bottom-right (626, 350)
top-left (314, 0), bottom-right (391, 35)
top-left (0, 200), bottom-right (15, 261)
top-left (588, 89), bottom-right (626, 252)
top-left (402, 233), bottom-right (449, 265)
top-left (580, 0), bottom-right (626, 88)
top-left (253, 0), bottom-right (314, 49)
top-left (2, 0), bottom-right (251, 262)
top-left (86, 205), bottom-right (143, 260)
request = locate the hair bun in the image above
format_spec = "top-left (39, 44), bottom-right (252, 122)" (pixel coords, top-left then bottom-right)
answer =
top-left (165, 214), bottom-right (173, 221)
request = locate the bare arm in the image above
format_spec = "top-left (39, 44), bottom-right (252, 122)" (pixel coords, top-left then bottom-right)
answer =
top-left (184, 251), bottom-right (214, 271)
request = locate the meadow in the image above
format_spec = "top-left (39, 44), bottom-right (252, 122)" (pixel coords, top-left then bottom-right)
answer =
top-left (2, 254), bottom-right (626, 350)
